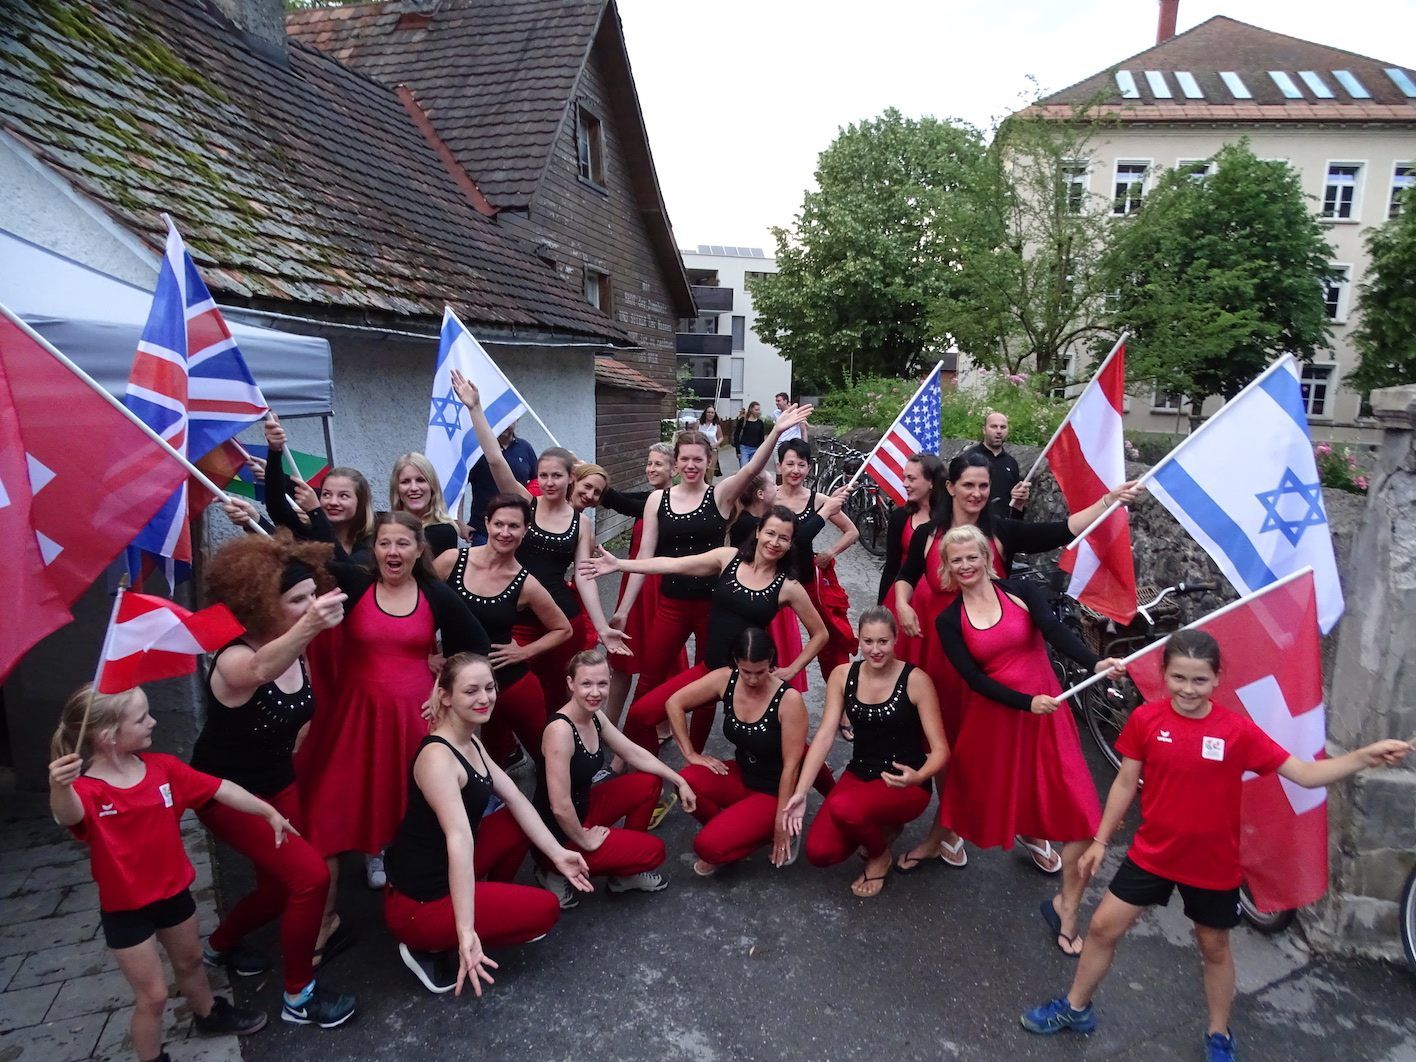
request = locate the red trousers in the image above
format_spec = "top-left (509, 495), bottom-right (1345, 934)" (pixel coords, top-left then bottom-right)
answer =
top-left (543, 772), bottom-right (665, 877)
top-left (199, 784), bottom-right (328, 994)
top-left (805, 770), bottom-right (930, 865)
top-left (474, 807), bottom-right (533, 884)
top-left (803, 581), bottom-right (854, 683)
top-left (632, 595), bottom-right (712, 706)
top-left (624, 663), bottom-right (717, 752)
top-left (478, 671), bottom-right (546, 767)
top-left (679, 763), bottom-right (779, 866)
top-left (384, 884), bottom-right (559, 952)
top-left (515, 608), bottom-right (594, 716)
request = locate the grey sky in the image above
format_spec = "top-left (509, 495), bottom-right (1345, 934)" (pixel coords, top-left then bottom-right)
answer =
top-left (616, 0), bottom-right (1416, 251)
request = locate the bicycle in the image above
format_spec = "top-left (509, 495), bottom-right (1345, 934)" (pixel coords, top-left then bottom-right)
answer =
top-left (1403, 860), bottom-right (1416, 977)
top-left (815, 444), bottom-right (894, 558)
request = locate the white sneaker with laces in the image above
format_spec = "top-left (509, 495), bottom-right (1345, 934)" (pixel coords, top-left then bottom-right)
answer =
top-left (607, 871), bottom-right (668, 894)
top-left (365, 854), bottom-right (387, 890)
top-left (535, 868), bottom-right (580, 909)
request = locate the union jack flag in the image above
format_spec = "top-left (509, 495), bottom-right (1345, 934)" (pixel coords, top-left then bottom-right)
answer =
top-left (124, 219), bottom-right (268, 585)
top-left (862, 363), bottom-right (943, 506)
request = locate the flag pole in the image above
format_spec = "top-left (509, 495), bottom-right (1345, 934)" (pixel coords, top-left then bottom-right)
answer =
top-left (1056, 566), bottom-right (1313, 703)
top-left (1065, 354), bottom-right (1297, 552)
top-left (1021, 332), bottom-right (1128, 485)
top-left (844, 360), bottom-right (944, 492)
top-left (0, 304), bottom-right (268, 537)
top-left (76, 582), bottom-right (128, 753)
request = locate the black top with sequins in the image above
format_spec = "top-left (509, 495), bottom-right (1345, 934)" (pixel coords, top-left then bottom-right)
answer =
top-left (790, 495), bottom-right (822, 586)
top-left (448, 549), bottom-right (531, 686)
top-left (533, 714), bottom-right (605, 843)
top-left (385, 736), bottom-right (493, 902)
top-left (658, 485), bottom-right (730, 600)
top-left (192, 645), bottom-right (315, 798)
top-left (704, 556), bottom-right (787, 670)
top-left (516, 499), bottom-right (580, 618)
top-left (844, 662), bottom-right (926, 784)
top-left (722, 671), bottom-right (790, 794)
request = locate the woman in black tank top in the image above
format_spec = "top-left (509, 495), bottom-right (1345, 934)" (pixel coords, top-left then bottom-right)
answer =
top-left (785, 607), bottom-right (949, 899)
top-left (531, 650), bottom-right (700, 907)
top-left (433, 494), bottom-right (572, 768)
top-left (664, 628), bottom-right (820, 875)
top-left (581, 506), bottom-right (831, 755)
top-left (383, 654), bottom-right (591, 996)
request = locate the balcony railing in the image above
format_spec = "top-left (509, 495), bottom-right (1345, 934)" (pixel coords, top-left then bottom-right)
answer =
top-left (675, 332), bottom-right (732, 356)
top-left (682, 376), bottom-right (730, 400)
top-left (690, 285), bottom-right (734, 313)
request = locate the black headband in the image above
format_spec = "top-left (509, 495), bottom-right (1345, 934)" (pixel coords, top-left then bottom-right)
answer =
top-left (280, 560), bottom-right (316, 594)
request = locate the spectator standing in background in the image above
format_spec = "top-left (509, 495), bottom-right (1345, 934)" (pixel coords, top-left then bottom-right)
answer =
top-left (735, 401), bottom-right (767, 466)
top-left (468, 423), bottom-right (537, 545)
top-left (698, 406), bottom-right (723, 476)
top-left (968, 412), bottom-right (1028, 520)
top-left (774, 392), bottom-right (808, 444)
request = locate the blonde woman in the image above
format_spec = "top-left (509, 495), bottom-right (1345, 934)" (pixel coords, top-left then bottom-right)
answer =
top-left (389, 452), bottom-right (461, 558)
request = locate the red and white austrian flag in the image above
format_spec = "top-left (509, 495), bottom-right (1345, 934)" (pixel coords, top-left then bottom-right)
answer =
top-left (95, 591), bottom-right (244, 694)
top-left (1129, 569), bottom-right (1327, 912)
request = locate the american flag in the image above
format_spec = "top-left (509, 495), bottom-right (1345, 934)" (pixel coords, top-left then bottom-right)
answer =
top-left (124, 220), bottom-right (268, 585)
top-left (863, 363), bottom-right (943, 506)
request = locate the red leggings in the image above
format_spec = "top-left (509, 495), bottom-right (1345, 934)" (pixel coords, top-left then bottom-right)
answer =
top-left (679, 763), bottom-right (779, 866)
top-left (805, 770), bottom-right (930, 864)
top-left (515, 609), bottom-right (594, 716)
top-left (544, 772), bottom-right (665, 877)
top-left (803, 581), bottom-right (854, 683)
top-left (199, 784), bottom-right (328, 994)
top-left (474, 807), bottom-right (533, 884)
top-left (632, 595), bottom-right (712, 705)
top-left (624, 664), bottom-right (717, 752)
top-left (479, 672), bottom-right (546, 767)
top-left (384, 883), bottom-right (559, 952)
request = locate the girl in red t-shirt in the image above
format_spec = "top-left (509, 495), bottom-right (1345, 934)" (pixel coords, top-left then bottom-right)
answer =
top-left (1020, 630), bottom-right (1411, 1061)
top-left (48, 684), bottom-right (295, 1062)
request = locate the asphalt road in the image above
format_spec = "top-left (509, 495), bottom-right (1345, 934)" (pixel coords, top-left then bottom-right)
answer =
top-left (217, 529), bottom-right (1416, 1061)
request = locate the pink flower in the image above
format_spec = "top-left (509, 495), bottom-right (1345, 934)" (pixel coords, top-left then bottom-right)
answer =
top-left (1355, 475), bottom-right (1369, 490)
top-left (1315, 443), bottom-right (1332, 456)
top-left (1345, 453), bottom-right (1357, 469)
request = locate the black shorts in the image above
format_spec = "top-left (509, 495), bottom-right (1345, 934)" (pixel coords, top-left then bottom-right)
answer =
top-left (100, 889), bottom-right (197, 950)
top-left (1107, 856), bottom-right (1241, 930)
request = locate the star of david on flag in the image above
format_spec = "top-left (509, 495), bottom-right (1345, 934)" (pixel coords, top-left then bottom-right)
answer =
top-left (424, 308), bottom-right (528, 511)
top-left (1256, 469), bottom-right (1327, 546)
top-left (862, 363), bottom-right (943, 506)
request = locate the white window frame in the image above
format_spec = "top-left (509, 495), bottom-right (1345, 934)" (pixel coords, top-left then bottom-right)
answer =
top-left (1322, 263), bottom-right (1352, 324)
top-left (575, 105), bottom-right (605, 187)
top-left (1151, 386), bottom-right (1185, 412)
top-left (583, 265), bottom-right (610, 310)
top-left (1059, 159), bottom-right (1089, 214)
top-left (729, 357), bottom-right (745, 395)
top-left (1111, 159), bottom-right (1151, 216)
top-left (1299, 363), bottom-right (1335, 419)
top-left (1175, 157), bottom-right (1212, 180)
top-left (1321, 161), bottom-right (1365, 221)
top-left (1391, 162), bottom-right (1414, 218)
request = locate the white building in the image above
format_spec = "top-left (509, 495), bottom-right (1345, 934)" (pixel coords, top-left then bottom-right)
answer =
top-left (677, 245), bottom-right (794, 416)
top-left (1021, 10), bottom-right (1416, 443)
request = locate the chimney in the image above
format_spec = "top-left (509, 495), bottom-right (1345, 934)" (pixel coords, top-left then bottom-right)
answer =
top-left (1156, 0), bottom-right (1179, 44)
top-left (211, 0), bottom-right (288, 65)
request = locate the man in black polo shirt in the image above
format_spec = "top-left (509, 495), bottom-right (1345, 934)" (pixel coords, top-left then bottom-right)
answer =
top-left (968, 412), bottom-right (1029, 520)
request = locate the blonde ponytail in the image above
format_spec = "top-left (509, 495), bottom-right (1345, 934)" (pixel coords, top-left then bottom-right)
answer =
top-left (49, 684), bottom-right (135, 763)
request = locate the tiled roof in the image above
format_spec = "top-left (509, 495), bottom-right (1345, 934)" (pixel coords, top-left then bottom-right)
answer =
top-left (593, 356), bottom-right (670, 394)
top-left (0, 0), bottom-right (629, 341)
top-left (286, 0), bottom-right (603, 209)
top-left (1029, 16), bottom-right (1416, 122)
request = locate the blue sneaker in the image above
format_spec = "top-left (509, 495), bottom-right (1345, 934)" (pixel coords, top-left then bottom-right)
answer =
top-left (203, 943), bottom-right (271, 978)
top-left (1205, 1030), bottom-right (1237, 1061)
top-left (1020, 996), bottom-right (1097, 1035)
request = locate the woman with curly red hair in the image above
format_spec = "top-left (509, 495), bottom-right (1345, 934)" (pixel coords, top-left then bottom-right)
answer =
top-left (192, 531), bottom-right (357, 1029)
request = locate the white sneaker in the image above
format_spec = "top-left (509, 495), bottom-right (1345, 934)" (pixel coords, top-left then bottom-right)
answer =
top-left (535, 867), bottom-right (580, 909)
top-left (365, 854), bottom-right (387, 890)
top-left (607, 871), bottom-right (668, 895)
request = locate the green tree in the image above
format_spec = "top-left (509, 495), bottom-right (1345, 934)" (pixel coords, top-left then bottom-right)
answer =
top-left (751, 109), bottom-right (985, 391)
top-left (1103, 141), bottom-right (1334, 423)
top-left (1347, 190), bottom-right (1416, 392)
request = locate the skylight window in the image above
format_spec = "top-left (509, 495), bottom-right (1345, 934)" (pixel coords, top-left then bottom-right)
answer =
top-left (1332, 70), bottom-right (1370, 98)
top-left (1115, 71), bottom-right (1139, 99)
top-left (1386, 68), bottom-right (1416, 98)
top-left (1298, 72), bottom-right (1334, 99)
top-left (1269, 71), bottom-right (1304, 99)
top-left (1219, 72), bottom-right (1252, 99)
top-left (1174, 71), bottom-right (1204, 99)
top-left (1144, 71), bottom-right (1172, 98)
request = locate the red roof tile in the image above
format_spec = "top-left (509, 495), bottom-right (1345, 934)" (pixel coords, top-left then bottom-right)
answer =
top-left (593, 356), bottom-right (670, 394)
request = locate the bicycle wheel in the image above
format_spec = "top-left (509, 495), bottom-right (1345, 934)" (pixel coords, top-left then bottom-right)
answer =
top-left (1239, 884), bottom-right (1295, 935)
top-left (856, 497), bottom-right (888, 558)
top-left (1401, 864), bottom-right (1416, 977)
top-left (1081, 676), bottom-right (1138, 772)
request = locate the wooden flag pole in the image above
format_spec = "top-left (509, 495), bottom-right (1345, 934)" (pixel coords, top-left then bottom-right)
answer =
top-left (1021, 332), bottom-right (1129, 485)
top-left (844, 360), bottom-right (945, 493)
top-left (76, 581), bottom-right (128, 754)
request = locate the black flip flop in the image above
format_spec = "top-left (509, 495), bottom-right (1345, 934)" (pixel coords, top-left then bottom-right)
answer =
top-left (312, 922), bottom-right (357, 969)
top-left (1039, 899), bottom-right (1082, 958)
top-left (894, 850), bottom-right (935, 875)
top-left (851, 870), bottom-right (889, 898)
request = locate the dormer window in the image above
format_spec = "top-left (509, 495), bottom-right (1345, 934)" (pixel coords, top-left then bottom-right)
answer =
top-left (576, 106), bottom-right (604, 186)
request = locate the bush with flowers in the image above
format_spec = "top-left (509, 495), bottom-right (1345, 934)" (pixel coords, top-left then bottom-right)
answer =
top-left (1313, 442), bottom-right (1370, 494)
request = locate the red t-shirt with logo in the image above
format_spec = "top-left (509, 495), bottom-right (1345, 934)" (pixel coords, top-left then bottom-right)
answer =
top-left (68, 753), bottom-right (222, 913)
top-left (1115, 700), bottom-right (1289, 890)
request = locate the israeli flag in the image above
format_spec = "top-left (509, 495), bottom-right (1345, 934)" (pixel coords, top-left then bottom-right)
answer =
top-left (1146, 355), bottom-right (1344, 633)
top-left (424, 307), bottom-right (527, 511)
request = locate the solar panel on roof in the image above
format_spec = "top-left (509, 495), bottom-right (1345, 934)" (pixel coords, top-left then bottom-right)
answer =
top-left (1219, 72), bottom-right (1251, 99)
top-left (1115, 71), bottom-right (1139, 99)
top-left (1298, 72), bottom-right (1334, 99)
top-left (1332, 70), bottom-right (1370, 98)
top-left (1269, 72), bottom-right (1304, 99)
top-left (1387, 68), bottom-right (1416, 98)
top-left (1144, 71), bottom-right (1172, 98)
top-left (1175, 72), bottom-right (1203, 99)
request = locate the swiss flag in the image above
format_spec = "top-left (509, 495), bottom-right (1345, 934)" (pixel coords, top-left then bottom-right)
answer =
top-left (1128, 570), bottom-right (1326, 912)
top-left (1048, 340), bottom-right (1137, 624)
top-left (0, 308), bottom-right (188, 604)
top-left (96, 591), bottom-right (244, 694)
top-left (0, 352), bottom-right (72, 681)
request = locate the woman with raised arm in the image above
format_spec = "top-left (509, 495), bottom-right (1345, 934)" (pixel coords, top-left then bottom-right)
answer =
top-left (383, 653), bottom-right (591, 997)
top-left (581, 504), bottom-right (829, 754)
top-left (191, 531), bottom-right (356, 1029)
top-left (531, 650), bottom-right (698, 908)
top-left (432, 494), bottom-right (572, 768)
top-left (928, 525), bottom-right (1124, 955)
top-left (783, 608), bottom-right (948, 899)
top-left (892, 451), bottom-right (1140, 874)
top-left (261, 414), bottom-right (376, 566)
top-left (451, 370), bottom-right (626, 711)
top-left (612, 404), bottom-right (812, 714)
top-left (389, 452), bottom-right (461, 560)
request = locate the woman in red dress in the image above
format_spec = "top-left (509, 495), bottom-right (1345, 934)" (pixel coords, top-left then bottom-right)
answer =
top-left (932, 525), bottom-right (1123, 955)
top-left (877, 453), bottom-right (943, 661)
